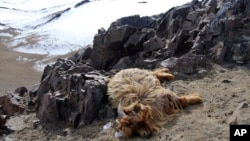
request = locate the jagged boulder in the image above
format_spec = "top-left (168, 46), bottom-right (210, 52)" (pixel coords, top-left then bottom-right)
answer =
top-left (90, 15), bottom-right (160, 70)
top-left (124, 32), bottom-right (148, 55)
top-left (35, 55), bottom-right (114, 127)
top-left (156, 1), bottom-right (201, 38)
top-left (110, 15), bottom-right (158, 29)
top-left (90, 25), bottom-right (136, 70)
top-left (159, 54), bottom-right (208, 74)
top-left (231, 42), bottom-right (250, 63)
top-left (143, 36), bottom-right (165, 53)
top-left (34, 0), bottom-right (250, 129)
top-left (112, 56), bottom-right (136, 70)
top-left (14, 87), bottom-right (28, 97)
top-left (0, 115), bottom-right (13, 136)
top-left (0, 86), bottom-right (31, 135)
top-left (0, 93), bottom-right (26, 116)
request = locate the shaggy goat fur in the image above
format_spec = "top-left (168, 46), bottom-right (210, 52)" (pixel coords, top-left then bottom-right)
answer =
top-left (107, 68), bottom-right (202, 138)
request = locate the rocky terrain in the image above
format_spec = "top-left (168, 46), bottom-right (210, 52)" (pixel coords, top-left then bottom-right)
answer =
top-left (1, 0), bottom-right (250, 140)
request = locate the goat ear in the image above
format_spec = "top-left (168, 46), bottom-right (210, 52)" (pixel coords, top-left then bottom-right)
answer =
top-left (154, 68), bottom-right (175, 81)
top-left (140, 106), bottom-right (151, 121)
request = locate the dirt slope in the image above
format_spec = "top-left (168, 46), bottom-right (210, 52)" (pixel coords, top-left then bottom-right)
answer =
top-left (0, 31), bottom-right (43, 94)
top-left (2, 63), bottom-right (249, 141)
top-left (0, 28), bottom-right (79, 95)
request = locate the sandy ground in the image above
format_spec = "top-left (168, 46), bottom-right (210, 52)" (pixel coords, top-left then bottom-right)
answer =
top-left (2, 63), bottom-right (250, 141)
top-left (1, 27), bottom-right (250, 141)
top-left (0, 28), bottom-right (43, 94)
top-left (0, 27), bottom-right (79, 95)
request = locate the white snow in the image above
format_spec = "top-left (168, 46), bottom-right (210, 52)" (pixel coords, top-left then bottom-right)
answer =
top-left (0, 0), bottom-right (192, 56)
top-left (0, 32), bottom-right (13, 37)
top-left (16, 56), bottom-right (36, 62)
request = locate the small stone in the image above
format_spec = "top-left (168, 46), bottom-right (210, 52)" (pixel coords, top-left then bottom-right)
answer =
top-left (103, 122), bottom-right (113, 130)
top-left (32, 120), bottom-right (40, 129)
top-left (61, 128), bottom-right (71, 136)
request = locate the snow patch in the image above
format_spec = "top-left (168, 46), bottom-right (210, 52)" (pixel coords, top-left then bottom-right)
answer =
top-left (0, 0), bottom-right (191, 56)
top-left (0, 32), bottom-right (13, 37)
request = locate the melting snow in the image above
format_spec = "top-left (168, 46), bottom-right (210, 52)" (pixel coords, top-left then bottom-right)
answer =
top-left (0, 0), bottom-right (191, 56)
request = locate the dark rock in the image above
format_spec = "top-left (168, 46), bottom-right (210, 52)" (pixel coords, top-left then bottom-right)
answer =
top-left (222, 80), bottom-right (231, 83)
top-left (29, 84), bottom-right (40, 99)
top-left (59, 59), bottom-right (75, 71)
top-left (89, 45), bottom-right (125, 70)
top-left (112, 56), bottom-right (136, 70)
top-left (124, 32), bottom-right (147, 55)
top-left (34, 8), bottom-right (71, 28)
top-left (82, 79), bottom-right (107, 124)
top-left (216, 2), bottom-right (232, 18)
top-left (90, 25), bottom-right (136, 70)
top-left (0, 115), bottom-right (13, 136)
top-left (156, 3), bottom-right (199, 38)
top-left (138, 1), bottom-right (147, 4)
top-left (74, 0), bottom-right (90, 8)
top-left (61, 128), bottom-right (71, 136)
top-left (202, 0), bottom-right (217, 13)
top-left (134, 52), bottom-right (160, 69)
top-left (168, 30), bottom-right (191, 56)
top-left (41, 65), bottom-right (53, 81)
top-left (14, 86), bottom-right (28, 97)
top-left (231, 42), bottom-right (250, 63)
top-left (30, 0), bottom-right (250, 131)
top-left (98, 27), bottom-right (106, 34)
top-left (36, 56), bottom-right (113, 127)
top-left (38, 93), bottom-right (58, 123)
top-left (68, 64), bottom-right (94, 74)
top-left (209, 41), bottom-right (228, 63)
top-left (202, 0), bottom-right (217, 7)
top-left (0, 93), bottom-right (26, 116)
top-left (32, 119), bottom-right (40, 129)
top-left (159, 55), bottom-right (209, 74)
top-left (89, 14), bottom-right (161, 70)
top-left (183, 11), bottom-right (202, 30)
top-left (104, 25), bottom-right (136, 46)
top-left (197, 13), bottom-right (215, 30)
top-left (70, 45), bottom-right (92, 62)
top-left (110, 15), bottom-right (158, 29)
top-left (143, 36), bottom-right (165, 53)
top-left (150, 47), bottom-right (172, 60)
top-left (224, 17), bottom-right (243, 39)
top-left (159, 57), bottom-right (179, 70)
top-left (140, 59), bottom-right (160, 69)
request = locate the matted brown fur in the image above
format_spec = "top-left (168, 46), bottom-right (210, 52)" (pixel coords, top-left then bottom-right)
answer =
top-left (107, 68), bottom-right (202, 138)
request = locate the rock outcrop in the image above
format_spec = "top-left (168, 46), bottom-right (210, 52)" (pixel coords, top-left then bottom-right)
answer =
top-left (90, 0), bottom-right (250, 72)
top-left (34, 58), bottom-right (114, 127)
top-left (0, 87), bottom-right (29, 135)
top-left (27, 0), bottom-right (250, 128)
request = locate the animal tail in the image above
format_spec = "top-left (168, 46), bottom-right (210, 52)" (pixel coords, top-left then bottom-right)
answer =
top-left (153, 68), bottom-right (175, 81)
top-left (178, 93), bottom-right (202, 107)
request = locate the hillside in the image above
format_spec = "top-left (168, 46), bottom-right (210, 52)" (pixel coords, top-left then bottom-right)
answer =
top-left (1, 0), bottom-right (250, 140)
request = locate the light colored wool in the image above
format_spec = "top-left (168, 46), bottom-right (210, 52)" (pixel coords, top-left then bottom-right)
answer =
top-left (107, 68), bottom-right (202, 138)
